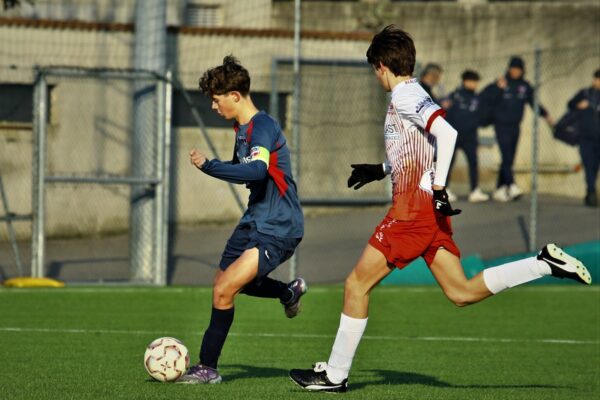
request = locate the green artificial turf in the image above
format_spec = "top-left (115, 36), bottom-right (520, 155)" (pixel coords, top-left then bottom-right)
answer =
top-left (0, 285), bottom-right (598, 400)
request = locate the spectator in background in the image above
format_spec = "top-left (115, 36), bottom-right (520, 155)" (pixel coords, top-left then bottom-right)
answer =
top-left (420, 63), bottom-right (443, 103)
top-left (444, 70), bottom-right (490, 203)
top-left (568, 69), bottom-right (600, 207)
top-left (481, 56), bottom-right (554, 202)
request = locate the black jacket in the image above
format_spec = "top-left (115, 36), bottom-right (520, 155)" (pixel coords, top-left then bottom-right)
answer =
top-left (568, 87), bottom-right (600, 141)
top-left (481, 74), bottom-right (548, 126)
top-left (445, 86), bottom-right (479, 137)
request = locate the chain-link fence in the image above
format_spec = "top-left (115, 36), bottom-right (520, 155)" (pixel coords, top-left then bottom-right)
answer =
top-left (0, 0), bottom-right (598, 284)
top-left (28, 67), bottom-right (170, 284)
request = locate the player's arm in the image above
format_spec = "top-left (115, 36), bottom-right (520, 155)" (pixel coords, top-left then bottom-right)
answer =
top-left (567, 89), bottom-right (587, 111)
top-left (221, 147), bottom-right (240, 165)
top-left (428, 117), bottom-right (461, 216)
top-left (347, 161), bottom-right (390, 190)
top-left (190, 148), bottom-right (268, 184)
top-left (526, 83), bottom-right (550, 121)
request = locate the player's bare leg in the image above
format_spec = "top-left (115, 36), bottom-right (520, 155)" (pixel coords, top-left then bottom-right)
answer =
top-left (179, 249), bottom-right (259, 384)
top-left (290, 244), bottom-right (391, 392)
top-left (212, 248), bottom-right (259, 309)
top-left (429, 248), bottom-right (492, 307)
top-left (342, 244), bottom-right (393, 318)
top-left (430, 245), bottom-right (591, 308)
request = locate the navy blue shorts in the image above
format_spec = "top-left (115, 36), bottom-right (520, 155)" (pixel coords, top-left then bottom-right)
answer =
top-left (219, 222), bottom-right (302, 280)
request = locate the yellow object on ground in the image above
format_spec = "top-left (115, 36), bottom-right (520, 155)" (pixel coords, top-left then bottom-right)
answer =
top-left (3, 277), bottom-right (65, 288)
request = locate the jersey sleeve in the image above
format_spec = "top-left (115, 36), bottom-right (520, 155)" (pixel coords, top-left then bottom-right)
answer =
top-left (399, 90), bottom-right (446, 132)
top-left (247, 115), bottom-right (280, 167)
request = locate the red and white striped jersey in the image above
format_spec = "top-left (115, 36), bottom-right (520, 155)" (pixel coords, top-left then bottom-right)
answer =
top-left (384, 78), bottom-right (446, 221)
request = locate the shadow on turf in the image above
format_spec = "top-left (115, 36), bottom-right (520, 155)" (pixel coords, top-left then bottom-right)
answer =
top-left (223, 364), bottom-right (289, 382)
top-left (144, 364), bottom-right (288, 384)
top-left (349, 370), bottom-right (568, 391)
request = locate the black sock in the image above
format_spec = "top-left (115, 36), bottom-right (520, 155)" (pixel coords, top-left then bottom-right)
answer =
top-left (199, 307), bottom-right (234, 369)
top-left (241, 277), bottom-right (292, 302)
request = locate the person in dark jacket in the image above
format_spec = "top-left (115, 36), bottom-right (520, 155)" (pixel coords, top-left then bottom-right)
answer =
top-left (444, 70), bottom-right (489, 202)
top-left (483, 56), bottom-right (554, 202)
top-left (420, 63), bottom-right (443, 103)
top-left (567, 69), bottom-right (600, 207)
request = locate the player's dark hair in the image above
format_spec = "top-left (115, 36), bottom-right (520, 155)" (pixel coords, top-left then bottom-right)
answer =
top-left (420, 63), bottom-right (443, 79)
top-left (366, 25), bottom-right (415, 76)
top-left (199, 55), bottom-right (250, 97)
top-left (594, 69), bottom-right (600, 79)
top-left (461, 69), bottom-right (480, 82)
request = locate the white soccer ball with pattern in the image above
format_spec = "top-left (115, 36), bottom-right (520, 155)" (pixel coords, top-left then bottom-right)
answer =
top-left (144, 337), bottom-right (190, 382)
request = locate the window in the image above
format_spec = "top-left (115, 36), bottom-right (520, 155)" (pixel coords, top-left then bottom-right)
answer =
top-left (0, 83), bottom-right (51, 124)
top-left (172, 90), bottom-right (288, 129)
top-left (185, 3), bottom-right (222, 27)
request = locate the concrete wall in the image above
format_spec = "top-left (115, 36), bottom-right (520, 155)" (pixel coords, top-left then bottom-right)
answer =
top-left (0, 0), bottom-right (599, 239)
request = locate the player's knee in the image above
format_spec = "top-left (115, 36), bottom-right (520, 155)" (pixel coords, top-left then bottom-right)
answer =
top-left (445, 290), bottom-right (475, 308)
top-left (213, 282), bottom-right (234, 306)
top-left (344, 273), bottom-right (367, 297)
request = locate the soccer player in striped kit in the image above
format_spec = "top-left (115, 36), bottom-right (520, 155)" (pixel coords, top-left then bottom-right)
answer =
top-left (289, 25), bottom-right (591, 393)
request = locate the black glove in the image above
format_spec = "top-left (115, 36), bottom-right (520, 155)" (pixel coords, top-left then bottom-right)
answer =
top-left (433, 189), bottom-right (462, 216)
top-left (347, 164), bottom-right (386, 190)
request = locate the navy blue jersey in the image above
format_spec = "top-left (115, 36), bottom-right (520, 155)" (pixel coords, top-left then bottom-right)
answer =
top-left (445, 86), bottom-right (480, 136)
top-left (201, 111), bottom-right (304, 238)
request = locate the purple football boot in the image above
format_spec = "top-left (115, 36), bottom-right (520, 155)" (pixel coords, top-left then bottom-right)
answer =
top-left (281, 277), bottom-right (308, 318)
top-left (177, 364), bottom-right (222, 384)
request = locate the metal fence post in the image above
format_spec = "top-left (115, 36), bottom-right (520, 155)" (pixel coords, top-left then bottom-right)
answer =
top-left (153, 70), bottom-right (172, 286)
top-left (31, 72), bottom-right (47, 278)
top-left (154, 74), bottom-right (166, 286)
top-left (131, 0), bottom-right (167, 283)
top-left (162, 70), bottom-right (173, 283)
top-left (289, 0), bottom-right (302, 281)
top-left (529, 47), bottom-right (541, 252)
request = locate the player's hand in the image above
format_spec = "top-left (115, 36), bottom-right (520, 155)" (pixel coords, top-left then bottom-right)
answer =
top-left (496, 77), bottom-right (507, 89)
top-left (433, 188), bottom-right (462, 216)
top-left (190, 148), bottom-right (207, 169)
top-left (347, 164), bottom-right (386, 190)
top-left (576, 99), bottom-right (589, 110)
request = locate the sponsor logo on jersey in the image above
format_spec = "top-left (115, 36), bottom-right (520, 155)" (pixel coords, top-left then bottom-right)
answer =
top-left (416, 97), bottom-right (434, 114)
top-left (385, 124), bottom-right (399, 134)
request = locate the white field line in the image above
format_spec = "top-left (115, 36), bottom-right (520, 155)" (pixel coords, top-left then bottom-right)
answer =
top-left (0, 286), bottom-right (598, 294)
top-left (0, 326), bottom-right (597, 346)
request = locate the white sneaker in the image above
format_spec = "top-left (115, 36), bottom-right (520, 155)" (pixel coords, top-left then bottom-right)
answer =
top-left (468, 187), bottom-right (490, 203)
top-left (446, 188), bottom-right (457, 202)
top-left (493, 186), bottom-right (510, 202)
top-left (508, 183), bottom-right (523, 200)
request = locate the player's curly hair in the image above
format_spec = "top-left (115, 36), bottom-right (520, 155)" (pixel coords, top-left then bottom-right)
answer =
top-left (366, 25), bottom-right (415, 76)
top-left (199, 55), bottom-right (251, 97)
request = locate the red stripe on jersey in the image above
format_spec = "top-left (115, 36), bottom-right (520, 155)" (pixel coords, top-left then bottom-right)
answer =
top-left (246, 120), bottom-right (254, 142)
top-left (233, 120), bottom-right (255, 142)
top-left (268, 148), bottom-right (288, 197)
top-left (425, 109), bottom-right (446, 132)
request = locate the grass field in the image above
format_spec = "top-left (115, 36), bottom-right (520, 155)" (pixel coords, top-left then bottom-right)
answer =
top-left (0, 285), bottom-right (598, 400)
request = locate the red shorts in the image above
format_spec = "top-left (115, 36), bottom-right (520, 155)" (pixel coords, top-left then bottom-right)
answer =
top-left (368, 215), bottom-right (461, 269)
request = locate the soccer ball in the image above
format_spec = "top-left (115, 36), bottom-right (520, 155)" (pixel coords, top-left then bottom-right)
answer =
top-left (144, 337), bottom-right (190, 382)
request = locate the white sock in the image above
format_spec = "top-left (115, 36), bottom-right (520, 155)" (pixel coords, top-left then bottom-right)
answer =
top-left (326, 313), bottom-right (368, 384)
top-left (483, 256), bottom-right (551, 294)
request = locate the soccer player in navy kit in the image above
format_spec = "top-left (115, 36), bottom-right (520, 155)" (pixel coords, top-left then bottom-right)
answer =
top-left (289, 25), bottom-right (591, 393)
top-left (178, 56), bottom-right (306, 384)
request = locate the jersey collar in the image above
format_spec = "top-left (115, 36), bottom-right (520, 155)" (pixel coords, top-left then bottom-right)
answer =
top-left (391, 78), bottom-right (418, 98)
